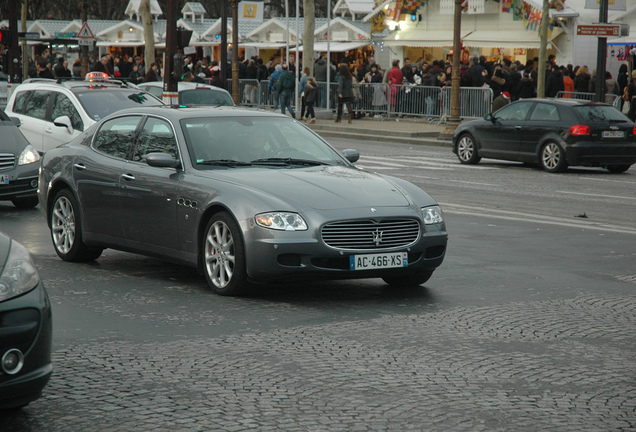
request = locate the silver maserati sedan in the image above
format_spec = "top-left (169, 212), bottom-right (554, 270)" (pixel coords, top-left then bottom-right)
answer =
top-left (38, 106), bottom-right (447, 296)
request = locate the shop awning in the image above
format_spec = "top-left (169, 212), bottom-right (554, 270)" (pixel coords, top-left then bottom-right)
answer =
top-left (239, 42), bottom-right (289, 49)
top-left (298, 41), bottom-right (370, 52)
top-left (383, 30), bottom-right (454, 47)
top-left (462, 28), bottom-right (563, 49)
top-left (96, 41), bottom-right (166, 48)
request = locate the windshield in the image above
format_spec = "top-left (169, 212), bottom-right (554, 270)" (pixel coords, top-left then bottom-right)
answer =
top-left (74, 88), bottom-right (164, 121)
top-left (181, 116), bottom-right (348, 168)
top-left (180, 89), bottom-right (234, 106)
top-left (573, 105), bottom-right (630, 122)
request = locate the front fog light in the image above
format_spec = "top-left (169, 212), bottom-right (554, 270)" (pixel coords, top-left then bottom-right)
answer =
top-left (422, 205), bottom-right (444, 225)
top-left (2, 349), bottom-right (24, 375)
top-left (255, 212), bottom-right (307, 231)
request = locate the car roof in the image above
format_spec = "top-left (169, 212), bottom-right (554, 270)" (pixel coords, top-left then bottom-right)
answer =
top-left (513, 98), bottom-right (609, 107)
top-left (142, 81), bottom-right (229, 92)
top-left (109, 105), bottom-right (287, 121)
top-left (18, 77), bottom-right (144, 92)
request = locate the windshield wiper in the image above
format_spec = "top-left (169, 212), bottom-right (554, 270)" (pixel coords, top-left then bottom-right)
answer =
top-left (250, 158), bottom-right (329, 166)
top-left (199, 159), bottom-right (252, 167)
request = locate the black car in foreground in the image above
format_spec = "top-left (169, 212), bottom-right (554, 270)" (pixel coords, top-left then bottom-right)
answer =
top-left (0, 110), bottom-right (40, 208)
top-left (453, 98), bottom-right (636, 173)
top-left (0, 232), bottom-right (52, 410)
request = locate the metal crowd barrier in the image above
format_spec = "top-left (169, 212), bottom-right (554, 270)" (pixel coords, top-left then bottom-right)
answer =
top-left (442, 86), bottom-right (494, 119)
top-left (555, 91), bottom-right (621, 108)
top-left (191, 78), bottom-right (495, 119)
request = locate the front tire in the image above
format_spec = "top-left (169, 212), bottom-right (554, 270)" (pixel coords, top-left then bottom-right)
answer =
top-left (606, 164), bottom-right (630, 173)
top-left (50, 189), bottom-right (102, 262)
top-left (540, 141), bottom-right (567, 173)
top-left (11, 196), bottom-right (39, 209)
top-left (383, 271), bottom-right (433, 287)
top-left (202, 212), bottom-right (247, 296)
top-left (456, 133), bottom-right (481, 164)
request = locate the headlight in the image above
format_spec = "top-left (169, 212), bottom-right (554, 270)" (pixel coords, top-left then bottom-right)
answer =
top-left (0, 240), bottom-right (40, 302)
top-left (422, 205), bottom-right (444, 225)
top-left (255, 212), bottom-right (308, 231)
top-left (18, 145), bottom-right (41, 166)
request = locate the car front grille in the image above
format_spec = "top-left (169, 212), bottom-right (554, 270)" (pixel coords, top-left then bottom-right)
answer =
top-left (321, 218), bottom-right (420, 250)
top-left (0, 153), bottom-right (16, 171)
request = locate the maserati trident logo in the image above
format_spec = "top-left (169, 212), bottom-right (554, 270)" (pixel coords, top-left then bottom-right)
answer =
top-left (372, 228), bottom-right (383, 246)
top-left (371, 208), bottom-right (377, 213)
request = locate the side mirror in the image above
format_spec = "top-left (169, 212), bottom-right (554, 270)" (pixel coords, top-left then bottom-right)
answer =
top-left (53, 115), bottom-right (74, 134)
top-left (146, 152), bottom-right (181, 169)
top-left (484, 113), bottom-right (494, 123)
top-left (342, 148), bottom-right (360, 163)
top-left (10, 117), bottom-right (21, 127)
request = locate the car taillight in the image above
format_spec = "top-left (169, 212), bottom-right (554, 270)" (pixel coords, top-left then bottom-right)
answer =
top-left (633, 126), bottom-right (636, 135)
top-left (569, 125), bottom-right (590, 136)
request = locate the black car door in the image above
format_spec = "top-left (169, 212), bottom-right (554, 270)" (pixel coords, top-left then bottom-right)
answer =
top-left (520, 102), bottom-right (562, 161)
top-left (119, 115), bottom-right (181, 252)
top-left (482, 101), bottom-right (533, 159)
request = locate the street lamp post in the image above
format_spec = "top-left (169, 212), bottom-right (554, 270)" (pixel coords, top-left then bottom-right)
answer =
top-left (440, 0), bottom-right (463, 139)
top-left (230, 0), bottom-right (240, 104)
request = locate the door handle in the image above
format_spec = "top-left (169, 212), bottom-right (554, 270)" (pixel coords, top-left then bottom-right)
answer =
top-left (515, 126), bottom-right (522, 130)
top-left (73, 163), bottom-right (86, 171)
top-left (121, 173), bottom-right (135, 181)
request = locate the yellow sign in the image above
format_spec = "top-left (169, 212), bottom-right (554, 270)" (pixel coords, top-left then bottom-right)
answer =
top-left (243, 3), bottom-right (257, 19)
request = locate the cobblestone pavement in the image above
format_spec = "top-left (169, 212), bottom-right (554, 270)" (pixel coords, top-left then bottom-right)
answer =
top-left (5, 292), bottom-right (635, 432)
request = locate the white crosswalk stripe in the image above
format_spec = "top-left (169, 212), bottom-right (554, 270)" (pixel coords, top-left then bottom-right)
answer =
top-left (358, 155), bottom-right (500, 171)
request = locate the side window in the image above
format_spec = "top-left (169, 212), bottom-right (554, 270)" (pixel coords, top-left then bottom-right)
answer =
top-left (133, 117), bottom-right (178, 163)
top-left (530, 103), bottom-right (560, 122)
top-left (12, 90), bottom-right (32, 114)
top-left (92, 116), bottom-right (142, 159)
top-left (51, 93), bottom-right (84, 132)
top-left (496, 102), bottom-right (532, 122)
top-left (23, 90), bottom-right (51, 120)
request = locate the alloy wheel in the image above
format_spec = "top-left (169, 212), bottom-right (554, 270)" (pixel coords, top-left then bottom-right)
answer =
top-left (542, 142), bottom-right (561, 171)
top-left (51, 196), bottom-right (76, 254)
top-left (204, 220), bottom-right (236, 289)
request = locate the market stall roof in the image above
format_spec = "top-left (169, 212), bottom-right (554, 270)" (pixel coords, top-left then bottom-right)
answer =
top-left (462, 28), bottom-right (564, 49)
top-left (383, 30), bottom-right (455, 47)
top-left (297, 41), bottom-right (370, 52)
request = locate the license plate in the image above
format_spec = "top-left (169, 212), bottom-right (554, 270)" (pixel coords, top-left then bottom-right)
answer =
top-left (0, 175), bottom-right (9, 185)
top-left (602, 131), bottom-right (624, 138)
top-left (349, 252), bottom-right (408, 270)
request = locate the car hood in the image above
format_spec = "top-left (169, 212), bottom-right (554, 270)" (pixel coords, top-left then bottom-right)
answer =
top-left (207, 165), bottom-right (413, 210)
top-left (0, 123), bottom-right (31, 155)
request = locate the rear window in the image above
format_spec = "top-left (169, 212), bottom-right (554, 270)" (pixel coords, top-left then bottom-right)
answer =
top-left (73, 88), bottom-right (164, 121)
top-left (573, 105), bottom-right (628, 122)
top-left (179, 89), bottom-right (234, 106)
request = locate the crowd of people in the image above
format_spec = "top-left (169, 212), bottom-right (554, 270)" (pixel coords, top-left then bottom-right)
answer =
top-left (25, 50), bottom-right (634, 121)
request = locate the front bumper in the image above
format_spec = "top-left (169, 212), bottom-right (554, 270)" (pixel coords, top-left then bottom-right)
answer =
top-left (0, 162), bottom-right (39, 201)
top-left (241, 209), bottom-right (448, 283)
top-left (0, 282), bottom-right (53, 409)
top-left (565, 140), bottom-right (636, 167)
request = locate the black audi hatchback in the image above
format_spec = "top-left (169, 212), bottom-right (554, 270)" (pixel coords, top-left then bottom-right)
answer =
top-left (453, 98), bottom-right (636, 173)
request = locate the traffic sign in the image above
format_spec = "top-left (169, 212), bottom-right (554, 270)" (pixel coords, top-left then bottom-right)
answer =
top-left (78, 38), bottom-right (94, 46)
top-left (77, 22), bottom-right (95, 39)
top-left (576, 24), bottom-right (620, 37)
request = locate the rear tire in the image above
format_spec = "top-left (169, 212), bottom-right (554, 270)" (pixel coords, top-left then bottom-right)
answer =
top-left (456, 133), bottom-right (481, 164)
top-left (50, 189), bottom-right (103, 262)
top-left (606, 164), bottom-right (630, 173)
top-left (540, 141), bottom-right (567, 173)
top-left (202, 212), bottom-right (247, 296)
top-left (383, 271), bottom-right (433, 287)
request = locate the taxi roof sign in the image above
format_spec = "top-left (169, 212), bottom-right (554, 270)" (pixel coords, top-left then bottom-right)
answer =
top-left (77, 22), bottom-right (95, 39)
